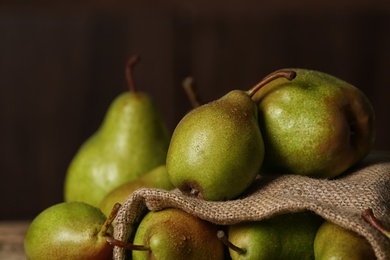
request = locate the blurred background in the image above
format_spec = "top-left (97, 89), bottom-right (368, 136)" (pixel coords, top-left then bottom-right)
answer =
top-left (1, 0), bottom-right (389, 220)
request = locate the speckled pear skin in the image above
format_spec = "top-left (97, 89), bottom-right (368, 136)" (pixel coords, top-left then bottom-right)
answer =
top-left (132, 208), bottom-right (225, 260)
top-left (253, 69), bottom-right (375, 178)
top-left (314, 221), bottom-right (376, 260)
top-left (166, 90), bottom-right (264, 201)
top-left (64, 92), bottom-right (170, 208)
top-left (24, 202), bottom-right (113, 260)
top-left (228, 212), bottom-right (324, 260)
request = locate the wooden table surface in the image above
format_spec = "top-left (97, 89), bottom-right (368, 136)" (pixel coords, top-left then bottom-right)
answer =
top-left (0, 221), bottom-right (30, 260)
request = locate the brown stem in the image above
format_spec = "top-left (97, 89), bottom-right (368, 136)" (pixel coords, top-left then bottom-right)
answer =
top-left (106, 236), bottom-right (150, 251)
top-left (183, 77), bottom-right (203, 108)
top-left (247, 69), bottom-right (297, 100)
top-left (125, 55), bottom-right (140, 92)
top-left (217, 230), bottom-right (246, 255)
top-left (99, 203), bottom-right (121, 236)
top-left (361, 208), bottom-right (390, 238)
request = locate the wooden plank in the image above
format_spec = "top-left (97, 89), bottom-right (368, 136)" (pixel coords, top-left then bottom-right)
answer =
top-left (0, 221), bottom-right (30, 260)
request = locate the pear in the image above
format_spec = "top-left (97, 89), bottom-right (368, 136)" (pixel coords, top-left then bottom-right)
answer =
top-left (24, 201), bottom-right (120, 260)
top-left (64, 55), bottom-right (170, 207)
top-left (252, 68), bottom-right (375, 178)
top-left (219, 211), bottom-right (324, 260)
top-left (166, 70), bottom-right (296, 201)
top-left (99, 165), bottom-right (174, 217)
top-left (314, 220), bottom-right (376, 260)
top-left (107, 208), bottom-right (225, 260)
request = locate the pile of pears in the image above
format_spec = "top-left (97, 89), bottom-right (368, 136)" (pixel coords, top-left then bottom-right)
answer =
top-left (24, 54), bottom-right (384, 260)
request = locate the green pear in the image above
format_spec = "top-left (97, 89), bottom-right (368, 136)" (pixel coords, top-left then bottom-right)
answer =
top-left (314, 220), bottom-right (376, 260)
top-left (166, 70), bottom-right (296, 201)
top-left (219, 211), bottom-right (324, 260)
top-left (64, 56), bottom-right (170, 207)
top-left (24, 201), bottom-right (119, 260)
top-left (99, 165), bottom-right (174, 217)
top-left (108, 208), bottom-right (224, 260)
top-left (252, 68), bottom-right (375, 178)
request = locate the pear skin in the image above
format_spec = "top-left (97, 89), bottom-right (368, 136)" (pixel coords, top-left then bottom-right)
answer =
top-left (253, 68), bottom-right (375, 178)
top-left (99, 165), bottom-right (174, 217)
top-left (166, 90), bottom-right (264, 201)
top-left (24, 202), bottom-right (116, 260)
top-left (166, 70), bottom-right (295, 201)
top-left (132, 208), bottom-right (225, 260)
top-left (64, 56), bottom-right (170, 207)
top-left (225, 212), bottom-right (324, 260)
top-left (314, 220), bottom-right (376, 260)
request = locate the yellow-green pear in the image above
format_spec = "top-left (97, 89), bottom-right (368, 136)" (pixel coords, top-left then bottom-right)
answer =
top-left (314, 220), bottom-right (376, 259)
top-left (64, 56), bottom-right (170, 207)
top-left (252, 68), bottom-right (375, 178)
top-left (99, 165), bottom-right (174, 217)
top-left (219, 212), bottom-right (324, 260)
top-left (166, 70), bottom-right (296, 201)
top-left (24, 201), bottom-right (119, 260)
top-left (108, 208), bottom-right (224, 260)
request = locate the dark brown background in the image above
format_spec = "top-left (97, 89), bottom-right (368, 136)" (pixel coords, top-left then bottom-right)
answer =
top-left (1, 1), bottom-right (390, 220)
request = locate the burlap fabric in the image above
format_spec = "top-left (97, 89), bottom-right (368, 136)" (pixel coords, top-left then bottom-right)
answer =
top-left (113, 151), bottom-right (390, 260)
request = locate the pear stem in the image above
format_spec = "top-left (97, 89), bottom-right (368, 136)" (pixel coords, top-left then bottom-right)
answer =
top-left (99, 203), bottom-right (121, 237)
top-left (217, 230), bottom-right (247, 255)
top-left (106, 237), bottom-right (151, 251)
top-left (183, 77), bottom-right (203, 108)
top-left (247, 69), bottom-right (297, 100)
top-left (361, 208), bottom-right (390, 238)
top-left (125, 55), bottom-right (140, 92)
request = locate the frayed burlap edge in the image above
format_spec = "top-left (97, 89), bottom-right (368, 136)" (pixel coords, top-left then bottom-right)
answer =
top-left (113, 152), bottom-right (390, 260)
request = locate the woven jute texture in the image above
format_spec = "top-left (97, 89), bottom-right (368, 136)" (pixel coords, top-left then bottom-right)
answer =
top-left (113, 151), bottom-right (390, 260)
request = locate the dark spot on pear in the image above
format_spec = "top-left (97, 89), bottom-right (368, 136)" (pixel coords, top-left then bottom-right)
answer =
top-left (179, 181), bottom-right (205, 200)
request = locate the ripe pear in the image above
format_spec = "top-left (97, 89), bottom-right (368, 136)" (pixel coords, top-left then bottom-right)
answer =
top-left (64, 56), bottom-right (170, 207)
top-left (252, 68), bottom-right (375, 178)
top-left (99, 165), bottom-right (174, 217)
top-left (219, 211), bottom-right (324, 260)
top-left (314, 220), bottom-right (376, 260)
top-left (24, 201), bottom-right (119, 260)
top-left (166, 70), bottom-right (296, 201)
top-left (108, 208), bottom-right (225, 259)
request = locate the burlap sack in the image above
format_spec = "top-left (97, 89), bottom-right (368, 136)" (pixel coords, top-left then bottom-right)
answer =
top-left (113, 151), bottom-right (390, 260)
